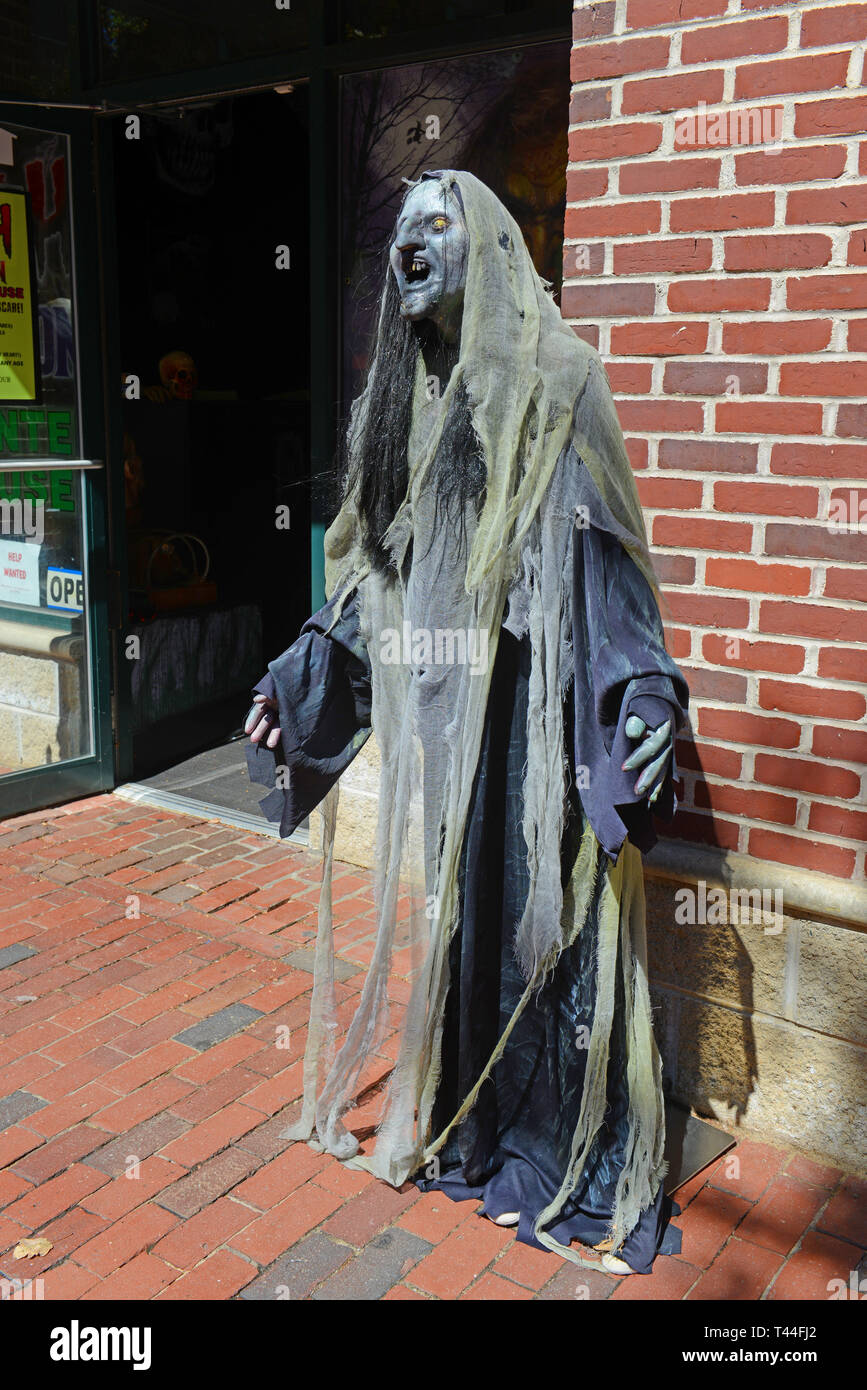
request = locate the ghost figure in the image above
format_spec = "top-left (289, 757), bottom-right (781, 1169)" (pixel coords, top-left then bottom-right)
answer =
top-left (158, 350), bottom-right (197, 401)
top-left (246, 172), bottom-right (689, 1275)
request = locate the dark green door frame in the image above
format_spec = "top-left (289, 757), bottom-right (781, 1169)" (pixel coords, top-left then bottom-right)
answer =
top-left (91, 114), bottom-right (133, 783)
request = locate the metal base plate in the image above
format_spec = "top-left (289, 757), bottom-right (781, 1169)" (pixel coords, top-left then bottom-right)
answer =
top-left (663, 1100), bottom-right (736, 1195)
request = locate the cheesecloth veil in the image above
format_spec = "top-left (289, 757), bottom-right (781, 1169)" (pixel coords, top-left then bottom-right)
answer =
top-left (284, 171), bottom-right (667, 1264)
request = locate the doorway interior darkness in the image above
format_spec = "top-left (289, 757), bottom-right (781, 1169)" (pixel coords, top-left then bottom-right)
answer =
top-left (111, 86), bottom-right (312, 827)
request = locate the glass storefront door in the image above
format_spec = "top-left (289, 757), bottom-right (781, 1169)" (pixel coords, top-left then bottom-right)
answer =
top-left (0, 109), bottom-right (113, 816)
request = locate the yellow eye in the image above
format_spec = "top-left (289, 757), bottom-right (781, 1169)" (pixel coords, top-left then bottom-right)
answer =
top-left (431, 216), bottom-right (448, 231)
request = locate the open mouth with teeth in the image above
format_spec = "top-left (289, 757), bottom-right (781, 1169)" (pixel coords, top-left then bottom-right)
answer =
top-left (403, 252), bottom-right (432, 285)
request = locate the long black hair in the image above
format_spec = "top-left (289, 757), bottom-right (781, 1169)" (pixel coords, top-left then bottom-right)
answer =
top-left (339, 195), bottom-right (486, 573)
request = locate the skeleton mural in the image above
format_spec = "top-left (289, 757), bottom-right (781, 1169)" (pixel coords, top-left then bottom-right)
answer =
top-left (246, 171), bottom-right (690, 1275)
top-left (151, 104), bottom-right (234, 198)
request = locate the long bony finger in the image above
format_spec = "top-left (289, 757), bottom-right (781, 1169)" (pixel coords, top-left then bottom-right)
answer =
top-left (635, 741), bottom-right (672, 796)
top-left (622, 719), bottom-right (672, 772)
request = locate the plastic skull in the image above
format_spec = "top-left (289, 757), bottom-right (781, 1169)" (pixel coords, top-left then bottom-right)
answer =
top-left (159, 350), bottom-right (197, 401)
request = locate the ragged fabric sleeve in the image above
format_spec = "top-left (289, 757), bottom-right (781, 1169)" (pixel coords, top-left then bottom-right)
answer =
top-left (245, 587), bottom-right (372, 838)
top-left (570, 459), bottom-right (689, 859)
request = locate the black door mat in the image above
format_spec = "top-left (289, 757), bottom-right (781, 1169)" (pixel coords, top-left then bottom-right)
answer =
top-left (116, 735), bottom-right (309, 845)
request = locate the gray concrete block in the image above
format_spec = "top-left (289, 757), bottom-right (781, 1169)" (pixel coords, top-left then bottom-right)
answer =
top-left (312, 1226), bottom-right (432, 1300)
top-left (0, 1090), bottom-right (47, 1129)
top-left (0, 944), bottom-right (37, 971)
top-left (173, 1003), bottom-right (263, 1051)
top-left (283, 948), bottom-right (360, 983)
top-left (240, 1231), bottom-right (352, 1300)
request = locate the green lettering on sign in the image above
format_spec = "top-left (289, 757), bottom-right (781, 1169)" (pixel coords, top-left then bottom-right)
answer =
top-left (48, 411), bottom-right (73, 454)
top-left (21, 470), bottom-right (48, 504)
top-left (18, 410), bottom-right (45, 447)
top-left (50, 471), bottom-right (75, 512)
top-left (0, 412), bottom-right (18, 453)
top-left (0, 408), bottom-right (74, 456)
top-left (0, 470), bottom-right (21, 503)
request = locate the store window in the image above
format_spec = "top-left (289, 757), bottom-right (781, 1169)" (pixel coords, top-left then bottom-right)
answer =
top-left (341, 1), bottom-right (557, 41)
top-left (0, 122), bottom-right (96, 772)
top-left (0, 0), bottom-right (78, 101)
top-left (96, 0), bottom-right (309, 84)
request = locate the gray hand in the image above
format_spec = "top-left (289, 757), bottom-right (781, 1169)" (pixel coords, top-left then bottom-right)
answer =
top-left (245, 694), bottom-right (282, 750)
top-left (622, 714), bottom-right (673, 806)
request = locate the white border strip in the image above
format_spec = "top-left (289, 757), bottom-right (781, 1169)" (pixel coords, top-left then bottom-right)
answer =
top-left (113, 782), bottom-right (310, 848)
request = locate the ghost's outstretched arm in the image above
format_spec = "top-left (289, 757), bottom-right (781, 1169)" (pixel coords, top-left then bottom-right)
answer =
top-left (244, 588), bottom-right (372, 838)
top-left (569, 453), bottom-right (689, 857)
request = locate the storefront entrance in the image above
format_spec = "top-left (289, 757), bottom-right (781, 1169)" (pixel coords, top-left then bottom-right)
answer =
top-left (107, 85), bottom-right (312, 831)
top-left (0, 3), bottom-right (572, 832)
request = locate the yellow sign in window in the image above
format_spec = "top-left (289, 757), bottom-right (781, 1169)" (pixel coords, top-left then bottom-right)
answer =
top-left (0, 190), bottom-right (38, 402)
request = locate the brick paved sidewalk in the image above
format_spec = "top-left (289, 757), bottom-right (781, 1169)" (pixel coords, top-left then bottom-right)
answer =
top-left (0, 794), bottom-right (863, 1301)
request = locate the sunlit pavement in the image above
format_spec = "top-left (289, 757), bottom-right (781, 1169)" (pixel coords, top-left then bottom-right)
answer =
top-left (0, 794), bottom-right (864, 1301)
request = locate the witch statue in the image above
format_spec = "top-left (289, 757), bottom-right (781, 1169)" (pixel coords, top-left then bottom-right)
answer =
top-left (245, 170), bottom-right (690, 1276)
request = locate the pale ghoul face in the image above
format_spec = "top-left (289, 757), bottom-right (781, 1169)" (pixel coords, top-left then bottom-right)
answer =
top-left (389, 179), bottom-right (469, 340)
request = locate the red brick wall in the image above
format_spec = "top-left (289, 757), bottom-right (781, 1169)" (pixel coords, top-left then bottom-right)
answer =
top-left (565, 0), bottom-right (867, 882)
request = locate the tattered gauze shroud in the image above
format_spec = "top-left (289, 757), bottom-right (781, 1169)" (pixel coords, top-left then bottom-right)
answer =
top-left (283, 171), bottom-right (667, 1264)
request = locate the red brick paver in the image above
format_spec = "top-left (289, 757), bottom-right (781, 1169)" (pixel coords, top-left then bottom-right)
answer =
top-left (0, 794), bottom-right (863, 1301)
top-left (686, 1237), bottom-right (785, 1300)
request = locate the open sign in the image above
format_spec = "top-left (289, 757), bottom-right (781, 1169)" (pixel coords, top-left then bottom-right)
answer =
top-left (46, 566), bottom-right (84, 611)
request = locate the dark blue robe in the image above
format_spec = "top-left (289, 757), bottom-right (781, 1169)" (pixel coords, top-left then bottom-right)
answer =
top-left (246, 465), bottom-right (689, 1273)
